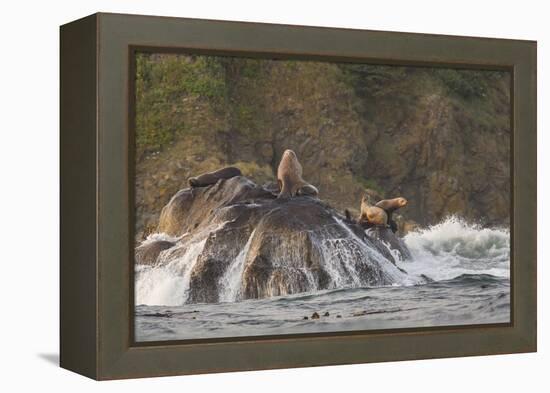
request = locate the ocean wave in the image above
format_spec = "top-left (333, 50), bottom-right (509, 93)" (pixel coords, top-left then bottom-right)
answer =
top-left (428, 273), bottom-right (509, 288)
top-left (401, 216), bottom-right (510, 281)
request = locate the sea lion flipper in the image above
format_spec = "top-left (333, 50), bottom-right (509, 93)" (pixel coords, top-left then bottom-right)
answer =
top-left (389, 219), bottom-right (398, 233)
top-left (277, 191), bottom-right (292, 199)
top-left (296, 183), bottom-right (319, 197)
top-left (345, 209), bottom-right (352, 221)
top-left (277, 182), bottom-right (292, 199)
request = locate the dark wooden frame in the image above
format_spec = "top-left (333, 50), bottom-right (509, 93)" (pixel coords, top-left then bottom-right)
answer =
top-left (60, 12), bottom-right (537, 380)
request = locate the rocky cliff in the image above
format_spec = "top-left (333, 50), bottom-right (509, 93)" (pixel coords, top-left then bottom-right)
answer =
top-left (134, 54), bottom-right (511, 240)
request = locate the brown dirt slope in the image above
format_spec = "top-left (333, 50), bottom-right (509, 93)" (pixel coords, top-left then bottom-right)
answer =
top-left (134, 54), bottom-right (510, 240)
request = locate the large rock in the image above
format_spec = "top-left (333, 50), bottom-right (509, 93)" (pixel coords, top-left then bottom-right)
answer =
top-left (365, 226), bottom-right (413, 261)
top-left (135, 239), bottom-right (175, 266)
top-left (137, 176), bottom-right (426, 303)
top-left (157, 176), bottom-right (274, 237)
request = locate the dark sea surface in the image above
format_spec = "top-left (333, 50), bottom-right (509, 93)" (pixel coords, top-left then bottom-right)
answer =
top-left (135, 217), bottom-right (510, 342)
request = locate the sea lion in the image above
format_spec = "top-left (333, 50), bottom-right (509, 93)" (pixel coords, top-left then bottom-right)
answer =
top-left (276, 149), bottom-right (318, 198)
top-left (375, 197), bottom-right (408, 212)
top-left (375, 197), bottom-right (408, 233)
top-left (358, 194), bottom-right (388, 227)
top-left (188, 166), bottom-right (242, 187)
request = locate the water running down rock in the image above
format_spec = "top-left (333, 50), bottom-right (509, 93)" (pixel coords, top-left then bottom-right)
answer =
top-left (135, 176), bottom-right (426, 305)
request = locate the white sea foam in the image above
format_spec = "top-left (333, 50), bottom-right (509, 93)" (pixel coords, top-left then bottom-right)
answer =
top-left (140, 232), bottom-right (188, 246)
top-left (378, 239), bottom-right (405, 263)
top-left (402, 216), bottom-right (510, 281)
top-left (135, 239), bottom-right (207, 306)
top-left (316, 218), bottom-right (423, 288)
top-left (218, 229), bottom-right (256, 302)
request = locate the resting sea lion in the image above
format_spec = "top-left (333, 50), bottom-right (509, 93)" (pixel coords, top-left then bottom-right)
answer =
top-left (188, 166), bottom-right (242, 187)
top-left (277, 149), bottom-right (318, 198)
top-left (375, 197), bottom-right (407, 233)
top-left (358, 194), bottom-right (388, 227)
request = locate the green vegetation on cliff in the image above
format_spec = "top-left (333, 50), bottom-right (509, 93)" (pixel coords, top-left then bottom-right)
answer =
top-left (134, 53), bottom-right (511, 240)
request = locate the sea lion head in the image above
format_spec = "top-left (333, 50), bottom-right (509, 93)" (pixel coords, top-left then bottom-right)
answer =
top-left (188, 177), bottom-right (199, 187)
top-left (282, 149), bottom-right (297, 161)
top-left (278, 149), bottom-right (303, 179)
top-left (396, 197), bottom-right (408, 207)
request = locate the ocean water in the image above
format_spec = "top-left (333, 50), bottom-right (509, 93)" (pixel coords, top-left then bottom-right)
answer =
top-left (134, 217), bottom-right (510, 342)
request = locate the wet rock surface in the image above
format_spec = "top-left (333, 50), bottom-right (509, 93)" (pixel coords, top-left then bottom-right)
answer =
top-left (135, 239), bottom-right (175, 266)
top-left (365, 226), bottom-right (413, 260)
top-left (136, 176), bottom-right (424, 303)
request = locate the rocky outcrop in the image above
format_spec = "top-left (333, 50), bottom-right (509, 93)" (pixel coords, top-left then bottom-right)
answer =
top-left (366, 226), bottom-right (412, 260)
top-left (135, 239), bottom-right (175, 266)
top-left (136, 176), bottom-right (424, 304)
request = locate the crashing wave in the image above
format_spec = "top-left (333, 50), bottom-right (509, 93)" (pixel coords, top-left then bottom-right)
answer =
top-left (402, 216), bottom-right (510, 281)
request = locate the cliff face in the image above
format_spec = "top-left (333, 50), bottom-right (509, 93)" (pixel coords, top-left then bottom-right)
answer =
top-left (134, 54), bottom-right (511, 240)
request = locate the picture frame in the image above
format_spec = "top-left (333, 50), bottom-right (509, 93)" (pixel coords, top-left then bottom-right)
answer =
top-left (60, 12), bottom-right (537, 380)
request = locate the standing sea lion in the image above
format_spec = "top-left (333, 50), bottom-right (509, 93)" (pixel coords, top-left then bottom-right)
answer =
top-left (277, 149), bottom-right (318, 198)
top-left (188, 166), bottom-right (242, 187)
top-left (358, 195), bottom-right (388, 227)
top-left (375, 197), bottom-right (408, 233)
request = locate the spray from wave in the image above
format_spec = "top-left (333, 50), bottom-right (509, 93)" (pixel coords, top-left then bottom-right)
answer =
top-left (218, 229), bottom-right (256, 303)
top-left (401, 216), bottom-right (510, 280)
top-left (135, 239), bottom-right (207, 306)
